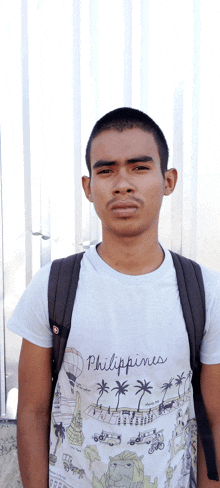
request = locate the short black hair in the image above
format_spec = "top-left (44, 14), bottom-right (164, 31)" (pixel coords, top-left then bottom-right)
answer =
top-left (85, 107), bottom-right (169, 178)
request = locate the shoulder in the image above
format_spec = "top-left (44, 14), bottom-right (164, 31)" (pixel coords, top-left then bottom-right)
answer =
top-left (169, 250), bottom-right (220, 298)
top-left (200, 263), bottom-right (220, 304)
top-left (13, 260), bottom-right (52, 307)
top-left (196, 263), bottom-right (220, 364)
top-left (7, 261), bottom-right (53, 347)
top-left (33, 260), bottom-right (52, 282)
top-left (200, 262), bottom-right (220, 283)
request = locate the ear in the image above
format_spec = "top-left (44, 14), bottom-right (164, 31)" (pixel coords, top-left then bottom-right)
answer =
top-left (82, 175), bottom-right (93, 202)
top-left (163, 168), bottom-right (178, 196)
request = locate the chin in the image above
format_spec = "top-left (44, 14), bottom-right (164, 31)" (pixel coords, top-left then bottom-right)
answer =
top-left (110, 225), bottom-right (151, 239)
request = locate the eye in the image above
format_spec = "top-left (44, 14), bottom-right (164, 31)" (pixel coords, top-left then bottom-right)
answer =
top-left (134, 165), bottom-right (150, 171)
top-left (125, 463), bottom-right (132, 468)
top-left (97, 169), bottom-right (113, 174)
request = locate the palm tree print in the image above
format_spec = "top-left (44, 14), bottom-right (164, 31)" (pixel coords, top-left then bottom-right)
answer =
top-left (134, 380), bottom-right (153, 412)
top-left (175, 372), bottom-right (185, 397)
top-left (53, 422), bottom-right (65, 455)
top-left (161, 378), bottom-right (174, 402)
top-left (111, 380), bottom-right (129, 411)
top-left (184, 370), bottom-right (192, 395)
top-left (96, 380), bottom-right (109, 406)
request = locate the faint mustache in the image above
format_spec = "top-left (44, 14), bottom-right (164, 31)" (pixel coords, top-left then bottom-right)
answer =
top-left (107, 197), bottom-right (143, 209)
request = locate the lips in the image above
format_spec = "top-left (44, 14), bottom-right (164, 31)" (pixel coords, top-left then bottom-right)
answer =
top-left (111, 201), bottom-right (139, 210)
top-left (110, 202), bottom-right (139, 217)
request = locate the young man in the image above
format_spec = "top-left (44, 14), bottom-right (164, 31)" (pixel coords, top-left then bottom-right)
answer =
top-left (7, 108), bottom-right (220, 488)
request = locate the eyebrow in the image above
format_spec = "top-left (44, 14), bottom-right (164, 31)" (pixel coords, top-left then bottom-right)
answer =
top-left (92, 156), bottom-right (154, 170)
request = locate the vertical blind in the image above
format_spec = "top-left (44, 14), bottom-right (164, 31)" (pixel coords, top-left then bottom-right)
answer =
top-left (0, 0), bottom-right (220, 417)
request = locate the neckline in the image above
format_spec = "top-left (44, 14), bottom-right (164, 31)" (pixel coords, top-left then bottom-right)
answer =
top-left (84, 243), bottom-right (174, 285)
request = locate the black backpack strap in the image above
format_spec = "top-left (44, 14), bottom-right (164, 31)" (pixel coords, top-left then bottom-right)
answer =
top-left (170, 251), bottom-right (205, 371)
top-left (48, 252), bottom-right (84, 398)
top-left (170, 251), bottom-right (219, 481)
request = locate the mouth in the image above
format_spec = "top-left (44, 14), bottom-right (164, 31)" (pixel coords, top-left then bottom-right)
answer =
top-left (112, 207), bottom-right (137, 216)
top-left (110, 201), bottom-right (139, 217)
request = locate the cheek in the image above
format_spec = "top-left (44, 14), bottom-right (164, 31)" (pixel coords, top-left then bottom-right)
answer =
top-left (90, 180), bottom-right (103, 197)
top-left (90, 182), bottom-right (108, 206)
top-left (89, 190), bottom-right (107, 218)
top-left (92, 193), bottom-right (104, 208)
top-left (142, 179), bottom-right (164, 200)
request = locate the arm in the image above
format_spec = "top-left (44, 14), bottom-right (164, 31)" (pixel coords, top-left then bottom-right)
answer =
top-left (17, 338), bottom-right (53, 488)
top-left (197, 363), bottom-right (220, 487)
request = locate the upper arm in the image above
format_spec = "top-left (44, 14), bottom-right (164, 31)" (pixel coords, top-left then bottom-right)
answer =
top-left (18, 338), bottom-right (53, 416)
top-left (200, 362), bottom-right (220, 426)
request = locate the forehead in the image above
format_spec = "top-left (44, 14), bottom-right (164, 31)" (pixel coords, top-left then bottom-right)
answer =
top-left (90, 128), bottom-right (160, 165)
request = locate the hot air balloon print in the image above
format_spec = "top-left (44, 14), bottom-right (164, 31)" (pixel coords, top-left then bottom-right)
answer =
top-left (62, 348), bottom-right (84, 393)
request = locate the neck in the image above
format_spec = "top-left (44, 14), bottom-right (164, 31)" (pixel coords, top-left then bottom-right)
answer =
top-left (96, 232), bottom-right (164, 275)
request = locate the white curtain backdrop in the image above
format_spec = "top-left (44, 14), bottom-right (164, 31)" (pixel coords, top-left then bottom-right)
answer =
top-left (0, 0), bottom-right (220, 415)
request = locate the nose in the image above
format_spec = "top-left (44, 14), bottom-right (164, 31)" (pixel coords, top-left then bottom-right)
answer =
top-left (112, 170), bottom-right (135, 195)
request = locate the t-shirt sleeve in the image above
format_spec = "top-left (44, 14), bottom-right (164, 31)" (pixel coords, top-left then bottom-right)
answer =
top-left (6, 262), bottom-right (53, 348)
top-left (200, 266), bottom-right (220, 364)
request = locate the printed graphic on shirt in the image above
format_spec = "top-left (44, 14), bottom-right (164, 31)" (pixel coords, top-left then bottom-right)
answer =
top-left (84, 369), bottom-right (192, 432)
top-left (92, 450), bottom-right (158, 488)
top-left (128, 428), bottom-right (164, 450)
top-left (93, 429), bottom-right (122, 446)
top-left (49, 478), bottom-right (80, 488)
top-left (62, 453), bottom-right (85, 478)
top-left (84, 445), bottom-right (101, 469)
top-left (62, 347), bottom-right (84, 393)
top-left (163, 450), bottom-right (196, 488)
top-left (49, 345), bottom-right (195, 488)
top-left (167, 414), bottom-right (197, 485)
top-left (86, 353), bottom-right (168, 377)
top-left (49, 416), bottom-right (66, 466)
top-left (164, 463), bottom-right (177, 488)
top-left (66, 391), bottom-right (85, 446)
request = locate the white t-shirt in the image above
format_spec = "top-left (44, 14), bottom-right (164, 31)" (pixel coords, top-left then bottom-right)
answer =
top-left (7, 245), bottom-right (220, 488)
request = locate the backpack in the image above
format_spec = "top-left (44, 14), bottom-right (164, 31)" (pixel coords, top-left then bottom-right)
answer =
top-left (48, 250), bottom-right (218, 481)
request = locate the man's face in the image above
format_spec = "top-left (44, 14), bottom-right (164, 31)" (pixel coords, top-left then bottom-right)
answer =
top-left (82, 128), bottom-right (174, 239)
